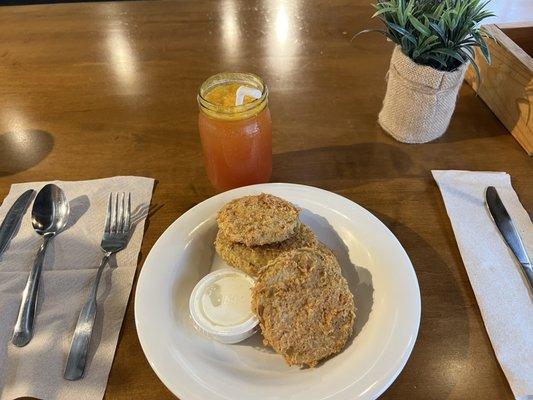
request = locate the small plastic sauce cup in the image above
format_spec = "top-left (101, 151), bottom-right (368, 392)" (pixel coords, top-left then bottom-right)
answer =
top-left (189, 268), bottom-right (258, 344)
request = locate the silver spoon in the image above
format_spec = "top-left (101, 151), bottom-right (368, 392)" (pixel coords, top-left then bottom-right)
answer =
top-left (12, 184), bottom-right (70, 347)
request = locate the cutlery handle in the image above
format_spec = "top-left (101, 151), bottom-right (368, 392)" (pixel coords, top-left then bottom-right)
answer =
top-left (64, 253), bottom-right (110, 381)
top-left (522, 262), bottom-right (533, 289)
top-left (12, 235), bottom-right (51, 347)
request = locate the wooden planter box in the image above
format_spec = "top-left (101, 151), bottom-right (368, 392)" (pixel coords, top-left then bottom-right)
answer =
top-left (464, 23), bottom-right (533, 155)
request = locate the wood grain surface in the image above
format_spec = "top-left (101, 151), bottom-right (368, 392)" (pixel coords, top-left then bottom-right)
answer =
top-left (502, 25), bottom-right (533, 57)
top-left (0, 1), bottom-right (531, 399)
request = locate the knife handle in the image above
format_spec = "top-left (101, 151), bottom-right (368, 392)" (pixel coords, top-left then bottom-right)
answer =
top-left (12, 235), bottom-right (51, 347)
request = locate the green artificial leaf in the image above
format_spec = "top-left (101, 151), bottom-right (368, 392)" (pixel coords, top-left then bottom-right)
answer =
top-left (372, 7), bottom-right (397, 18)
top-left (418, 34), bottom-right (439, 53)
top-left (434, 47), bottom-right (466, 64)
top-left (387, 21), bottom-right (417, 39)
top-left (426, 54), bottom-right (448, 68)
top-left (428, 21), bottom-right (446, 43)
top-left (473, 0), bottom-right (491, 16)
top-left (473, 32), bottom-right (491, 63)
top-left (352, 28), bottom-right (396, 43)
top-left (434, 1), bottom-right (446, 18)
top-left (409, 15), bottom-right (431, 36)
top-left (401, 34), bottom-right (415, 51)
top-left (405, 0), bottom-right (415, 18)
top-left (359, 0), bottom-right (496, 72)
top-left (463, 50), bottom-right (482, 85)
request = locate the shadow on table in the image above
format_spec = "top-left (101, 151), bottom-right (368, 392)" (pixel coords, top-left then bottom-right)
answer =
top-left (272, 142), bottom-right (415, 191)
top-left (0, 130), bottom-right (54, 177)
top-left (430, 85), bottom-right (509, 144)
top-left (369, 209), bottom-right (471, 398)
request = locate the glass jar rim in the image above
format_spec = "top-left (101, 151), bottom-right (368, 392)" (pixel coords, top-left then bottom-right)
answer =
top-left (197, 72), bottom-right (268, 121)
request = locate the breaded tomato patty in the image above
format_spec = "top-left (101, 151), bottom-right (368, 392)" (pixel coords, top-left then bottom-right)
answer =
top-left (252, 248), bottom-right (355, 367)
top-left (217, 193), bottom-right (299, 246)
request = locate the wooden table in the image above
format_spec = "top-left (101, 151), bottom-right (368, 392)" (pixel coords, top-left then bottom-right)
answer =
top-left (0, 1), bottom-right (531, 399)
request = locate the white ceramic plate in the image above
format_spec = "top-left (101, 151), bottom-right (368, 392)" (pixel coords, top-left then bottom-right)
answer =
top-left (135, 183), bottom-right (420, 400)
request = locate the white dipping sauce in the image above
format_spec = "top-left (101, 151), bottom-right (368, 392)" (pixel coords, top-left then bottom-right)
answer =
top-left (189, 269), bottom-right (258, 344)
top-left (201, 275), bottom-right (254, 327)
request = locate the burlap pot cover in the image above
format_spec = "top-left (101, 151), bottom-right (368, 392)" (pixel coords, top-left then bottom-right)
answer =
top-left (378, 46), bottom-right (468, 143)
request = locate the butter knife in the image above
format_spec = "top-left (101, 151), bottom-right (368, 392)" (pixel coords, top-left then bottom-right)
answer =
top-left (485, 186), bottom-right (533, 289)
top-left (0, 189), bottom-right (35, 258)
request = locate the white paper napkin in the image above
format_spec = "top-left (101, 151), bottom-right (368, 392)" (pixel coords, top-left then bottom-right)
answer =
top-left (0, 176), bottom-right (154, 400)
top-left (433, 170), bottom-right (533, 399)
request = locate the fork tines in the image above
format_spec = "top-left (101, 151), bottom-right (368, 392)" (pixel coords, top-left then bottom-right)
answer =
top-left (105, 192), bottom-right (131, 235)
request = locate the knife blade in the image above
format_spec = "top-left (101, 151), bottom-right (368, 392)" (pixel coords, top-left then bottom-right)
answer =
top-left (0, 189), bottom-right (35, 258)
top-left (485, 186), bottom-right (533, 289)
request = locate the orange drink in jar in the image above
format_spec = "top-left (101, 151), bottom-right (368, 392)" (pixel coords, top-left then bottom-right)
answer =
top-left (197, 73), bottom-right (272, 192)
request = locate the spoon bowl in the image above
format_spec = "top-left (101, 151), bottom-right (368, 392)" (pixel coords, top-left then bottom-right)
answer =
top-left (31, 184), bottom-right (70, 235)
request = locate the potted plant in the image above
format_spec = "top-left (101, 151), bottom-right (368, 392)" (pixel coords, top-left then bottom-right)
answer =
top-left (357, 0), bottom-right (495, 143)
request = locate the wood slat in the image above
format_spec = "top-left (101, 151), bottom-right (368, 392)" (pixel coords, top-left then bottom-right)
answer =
top-left (465, 24), bottom-right (533, 155)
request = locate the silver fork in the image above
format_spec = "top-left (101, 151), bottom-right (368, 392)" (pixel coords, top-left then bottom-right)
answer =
top-left (64, 192), bottom-right (132, 381)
